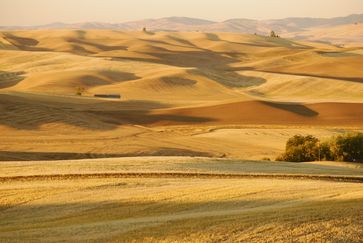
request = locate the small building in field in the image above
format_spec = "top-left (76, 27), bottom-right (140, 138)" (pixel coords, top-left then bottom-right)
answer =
top-left (94, 94), bottom-right (121, 99)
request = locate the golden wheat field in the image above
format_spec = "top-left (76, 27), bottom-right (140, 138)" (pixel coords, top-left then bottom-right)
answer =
top-left (1, 157), bottom-right (363, 242)
top-left (0, 29), bottom-right (363, 242)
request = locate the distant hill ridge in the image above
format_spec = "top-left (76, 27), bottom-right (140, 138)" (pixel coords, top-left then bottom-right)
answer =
top-left (1, 14), bottom-right (362, 33)
top-left (1, 14), bottom-right (363, 45)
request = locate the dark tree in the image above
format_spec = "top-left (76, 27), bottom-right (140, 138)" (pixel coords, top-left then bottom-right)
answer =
top-left (277, 135), bottom-right (320, 162)
top-left (330, 133), bottom-right (363, 162)
top-left (270, 30), bottom-right (277, 38)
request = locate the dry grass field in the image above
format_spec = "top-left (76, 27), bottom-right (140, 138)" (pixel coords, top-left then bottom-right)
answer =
top-left (1, 158), bottom-right (363, 242)
top-left (0, 30), bottom-right (363, 241)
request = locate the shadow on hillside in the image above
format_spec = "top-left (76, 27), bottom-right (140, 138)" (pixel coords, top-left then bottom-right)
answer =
top-left (117, 37), bottom-right (361, 87)
top-left (261, 70), bottom-right (363, 84)
top-left (98, 70), bottom-right (139, 82)
top-left (71, 70), bottom-right (140, 86)
top-left (160, 77), bottom-right (197, 86)
top-left (89, 109), bottom-right (214, 126)
top-left (110, 45), bottom-right (267, 88)
top-left (0, 93), bottom-right (214, 130)
top-left (0, 148), bottom-right (213, 161)
top-left (0, 71), bottom-right (26, 88)
top-left (205, 32), bottom-right (313, 49)
top-left (167, 35), bottom-right (199, 48)
top-left (262, 101), bottom-right (319, 117)
top-left (205, 33), bottom-right (221, 41)
top-left (3, 31), bottom-right (129, 54)
top-left (188, 69), bottom-right (266, 88)
top-left (3, 33), bottom-right (50, 51)
top-left (66, 38), bottom-right (128, 52)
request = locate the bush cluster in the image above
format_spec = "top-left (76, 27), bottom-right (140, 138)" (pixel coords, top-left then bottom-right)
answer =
top-left (277, 133), bottom-right (363, 162)
top-left (270, 30), bottom-right (280, 38)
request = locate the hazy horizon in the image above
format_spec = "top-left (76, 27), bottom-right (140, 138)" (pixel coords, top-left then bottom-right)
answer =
top-left (1, 0), bottom-right (363, 26)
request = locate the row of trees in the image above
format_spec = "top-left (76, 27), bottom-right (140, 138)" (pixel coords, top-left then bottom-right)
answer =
top-left (254, 31), bottom-right (280, 38)
top-left (277, 133), bottom-right (363, 162)
top-left (270, 31), bottom-right (280, 38)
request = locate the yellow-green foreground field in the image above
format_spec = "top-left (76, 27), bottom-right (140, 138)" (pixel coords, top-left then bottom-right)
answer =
top-left (1, 157), bottom-right (362, 242)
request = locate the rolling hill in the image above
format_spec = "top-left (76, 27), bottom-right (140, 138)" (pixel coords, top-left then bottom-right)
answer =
top-left (1, 14), bottom-right (362, 44)
top-left (0, 30), bottom-right (362, 161)
top-left (0, 28), bottom-right (363, 242)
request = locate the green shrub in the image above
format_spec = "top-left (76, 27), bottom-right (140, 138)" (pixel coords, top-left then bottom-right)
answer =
top-left (277, 133), bottom-right (363, 162)
top-left (319, 141), bottom-right (333, 161)
top-left (76, 86), bottom-right (85, 96)
top-left (279, 135), bottom-right (320, 162)
top-left (330, 133), bottom-right (363, 162)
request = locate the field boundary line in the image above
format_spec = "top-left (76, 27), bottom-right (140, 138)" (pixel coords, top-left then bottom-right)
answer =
top-left (0, 172), bottom-right (362, 183)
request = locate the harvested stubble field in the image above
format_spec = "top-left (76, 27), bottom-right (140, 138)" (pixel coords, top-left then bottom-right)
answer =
top-left (1, 157), bottom-right (363, 242)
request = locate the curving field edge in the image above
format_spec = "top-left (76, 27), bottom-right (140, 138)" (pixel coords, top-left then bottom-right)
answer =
top-left (1, 172), bottom-right (363, 183)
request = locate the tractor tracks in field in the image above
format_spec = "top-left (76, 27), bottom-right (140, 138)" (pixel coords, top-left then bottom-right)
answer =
top-left (0, 172), bottom-right (362, 183)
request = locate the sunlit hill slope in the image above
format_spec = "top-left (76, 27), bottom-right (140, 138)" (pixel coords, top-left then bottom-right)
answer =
top-left (1, 30), bottom-right (363, 129)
